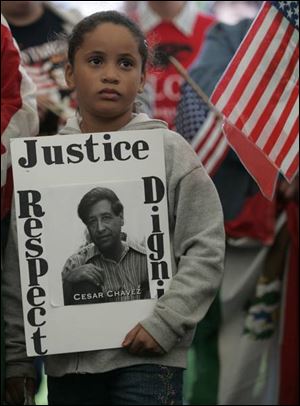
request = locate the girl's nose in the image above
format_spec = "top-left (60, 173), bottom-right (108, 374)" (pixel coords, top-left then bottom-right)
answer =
top-left (101, 65), bottom-right (119, 84)
top-left (102, 77), bottom-right (119, 84)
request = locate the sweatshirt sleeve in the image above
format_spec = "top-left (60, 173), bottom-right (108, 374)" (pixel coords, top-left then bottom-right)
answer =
top-left (2, 198), bottom-right (36, 379)
top-left (140, 164), bottom-right (225, 352)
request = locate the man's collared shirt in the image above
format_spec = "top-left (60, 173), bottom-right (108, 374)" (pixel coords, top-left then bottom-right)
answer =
top-left (138, 1), bottom-right (199, 36)
top-left (62, 241), bottom-right (150, 305)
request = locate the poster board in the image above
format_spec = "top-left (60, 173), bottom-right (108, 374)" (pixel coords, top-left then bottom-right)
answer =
top-left (10, 129), bottom-right (172, 356)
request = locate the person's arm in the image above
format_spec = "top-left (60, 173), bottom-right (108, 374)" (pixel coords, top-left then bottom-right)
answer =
top-left (62, 258), bottom-right (104, 286)
top-left (61, 249), bottom-right (105, 304)
top-left (2, 200), bottom-right (37, 404)
top-left (142, 165), bottom-right (225, 352)
top-left (62, 258), bottom-right (105, 305)
top-left (124, 135), bottom-right (225, 353)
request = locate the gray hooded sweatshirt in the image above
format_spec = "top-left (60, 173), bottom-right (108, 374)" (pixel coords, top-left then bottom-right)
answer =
top-left (3, 113), bottom-right (225, 378)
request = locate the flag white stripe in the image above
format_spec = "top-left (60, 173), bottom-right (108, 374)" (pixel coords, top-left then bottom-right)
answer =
top-left (227, 16), bottom-right (290, 128)
top-left (215, 6), bottom-right (276, 111)
top-left (280, 135), bottom-right (299, 175)
top-left (269, 102), bottom-right (299, 162)
top-left (255, 61), bottom-right (299, 148)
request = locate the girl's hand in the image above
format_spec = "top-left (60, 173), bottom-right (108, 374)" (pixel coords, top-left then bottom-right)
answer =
top-left (122, 324), bottom-right (165, 355)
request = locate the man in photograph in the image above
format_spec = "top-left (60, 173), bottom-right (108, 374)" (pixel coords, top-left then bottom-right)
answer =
top-left (62, 187), bottom-right (150, 305)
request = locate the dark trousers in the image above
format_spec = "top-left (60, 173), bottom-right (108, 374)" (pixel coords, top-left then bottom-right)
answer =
top-left (48, 364), bottom-right (183, 405)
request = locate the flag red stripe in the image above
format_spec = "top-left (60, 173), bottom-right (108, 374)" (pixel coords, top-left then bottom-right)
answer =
top-left (249, 46), bottom-right (299, 143)
top-left (234, 24), bottom-right (294, 130)
top-left (222, 13), bottom-right (284, 118)
top-left (263, 82), bottom-right (299, 155)
top-left (285, 153), bottom-right (299, 181)
top-left (275, 118), bottom-right (299, 167)
top-left (211, 2), bottom-right (271, 105)
top-left (194, 116), bottom-right (219, 154)
top-left (202, 131), bottom-right (225, 166)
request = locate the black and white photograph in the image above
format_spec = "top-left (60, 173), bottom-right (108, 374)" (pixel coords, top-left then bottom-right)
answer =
top-left (43, 182), bottom-right (151, 307)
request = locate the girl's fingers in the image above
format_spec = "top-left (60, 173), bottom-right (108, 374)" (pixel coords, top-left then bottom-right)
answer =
top-left (122, 324), bottom-right (141, 347)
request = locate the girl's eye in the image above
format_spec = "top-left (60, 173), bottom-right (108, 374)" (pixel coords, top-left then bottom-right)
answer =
top-left (89, 57), bottom-right (103, 65)
top-left (119, 59), bottom-right (133, 69)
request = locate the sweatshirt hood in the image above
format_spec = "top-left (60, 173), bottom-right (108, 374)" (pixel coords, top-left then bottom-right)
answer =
top-left (59, 113), bottom-right (168, 135)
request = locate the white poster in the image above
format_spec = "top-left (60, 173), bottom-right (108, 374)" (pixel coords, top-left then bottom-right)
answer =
top-left (10, 130), bottom-right (172, 356)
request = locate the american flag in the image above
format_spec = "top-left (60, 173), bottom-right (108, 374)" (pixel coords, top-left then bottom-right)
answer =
top-left (211, 1), bottom-right (299, 190)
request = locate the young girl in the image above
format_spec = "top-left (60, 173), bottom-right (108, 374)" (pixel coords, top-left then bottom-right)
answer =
top-left (3, 11), bottom-right (225, 405)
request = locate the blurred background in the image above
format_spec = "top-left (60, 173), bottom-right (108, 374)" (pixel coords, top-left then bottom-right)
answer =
top-left (51, 0), bottom-right (260, 23)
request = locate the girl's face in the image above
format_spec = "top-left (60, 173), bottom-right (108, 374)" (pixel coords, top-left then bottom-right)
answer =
top-left (65, 23), bottom-right (146, 127)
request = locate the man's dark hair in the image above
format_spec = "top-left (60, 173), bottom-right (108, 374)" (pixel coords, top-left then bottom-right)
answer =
top-left (68, 10), bottom-right (148, 71)
top-left (78, 187), bottom-right (123, 224)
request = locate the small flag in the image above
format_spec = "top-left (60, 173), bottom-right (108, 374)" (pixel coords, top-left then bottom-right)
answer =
top-left (211, 1), bottom-right (299, 200)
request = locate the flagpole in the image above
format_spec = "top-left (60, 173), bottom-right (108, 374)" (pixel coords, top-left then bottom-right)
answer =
top-left (168, 56), bottom-right (223, 120)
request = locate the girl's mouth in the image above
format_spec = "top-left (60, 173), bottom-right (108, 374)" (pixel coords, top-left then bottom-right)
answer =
top-left (98, 89), bottom-right (121, 101)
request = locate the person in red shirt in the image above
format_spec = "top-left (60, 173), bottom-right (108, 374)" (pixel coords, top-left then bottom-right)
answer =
top-left (134, 1), bottom-right (215, 128)
top-left (1, 14), bottom-right (38, 405)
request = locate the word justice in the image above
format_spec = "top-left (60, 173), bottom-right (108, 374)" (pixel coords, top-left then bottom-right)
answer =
top-left (18, 134), bottom-right (150, 169)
